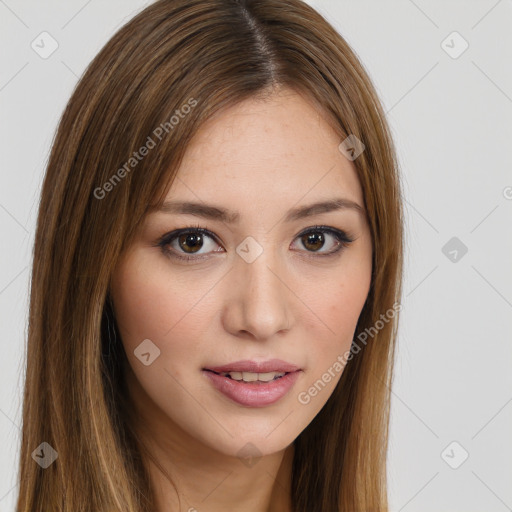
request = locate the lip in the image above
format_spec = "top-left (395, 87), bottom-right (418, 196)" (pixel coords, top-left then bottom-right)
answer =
top-left (203, 369), bottom-right (302, 407)
top-left (204, 359), bottom-right (300, 373)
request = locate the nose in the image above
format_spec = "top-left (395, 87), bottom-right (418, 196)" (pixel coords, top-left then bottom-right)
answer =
top-left (221, 248), bottom-right (293, 341)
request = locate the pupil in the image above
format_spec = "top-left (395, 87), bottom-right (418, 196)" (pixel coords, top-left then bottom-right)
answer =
top-left (179, 233), bottom-right (202, 253)
top-left (303, 232), bottom-right (324, 251)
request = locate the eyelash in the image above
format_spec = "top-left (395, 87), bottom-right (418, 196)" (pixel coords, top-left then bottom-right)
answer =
top-left (154, 223), bottom-right (355, 262)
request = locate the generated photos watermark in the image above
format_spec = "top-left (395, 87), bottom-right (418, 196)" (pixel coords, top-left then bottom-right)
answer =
top-left (297, 301), bottom-right (402, 405)
top-left (93, 97), bottom-right (198, 200)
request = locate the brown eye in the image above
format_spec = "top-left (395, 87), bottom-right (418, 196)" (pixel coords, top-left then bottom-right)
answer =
top-left (157, 225), bottom-right (354, 262)
top-left (157, 227), bottom-right (223, 261)
top-left (301, 232), bottom-right (325, 252)
top-left (291, 226), bottom-right (354, 256)
top-left (178, 232), bottom-right (204, 253)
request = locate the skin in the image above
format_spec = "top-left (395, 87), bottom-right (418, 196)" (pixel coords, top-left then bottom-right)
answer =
top-left (110, 87), bottom-right (373, 512)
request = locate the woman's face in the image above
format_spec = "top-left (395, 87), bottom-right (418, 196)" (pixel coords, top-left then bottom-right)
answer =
top-left (110, 88), bottom-right (373, 459)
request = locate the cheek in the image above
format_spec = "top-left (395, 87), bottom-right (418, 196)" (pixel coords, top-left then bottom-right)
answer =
top-left (301, 255), bottom-right (371, 374)
top-left (327, 275), bottom-right (370, 336)
top-left (110, 253), bottom-right (213, 360)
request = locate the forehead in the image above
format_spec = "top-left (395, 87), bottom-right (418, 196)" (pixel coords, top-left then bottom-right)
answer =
top-left (165, 89), bottom-right (364, 212)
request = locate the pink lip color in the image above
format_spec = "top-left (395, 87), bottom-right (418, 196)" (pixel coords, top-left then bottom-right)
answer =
top-left (203, 369), bottom-right (301, 407)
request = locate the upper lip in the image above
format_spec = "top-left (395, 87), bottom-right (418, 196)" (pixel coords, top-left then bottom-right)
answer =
top-left (204, 359), bottom-right (301, 373)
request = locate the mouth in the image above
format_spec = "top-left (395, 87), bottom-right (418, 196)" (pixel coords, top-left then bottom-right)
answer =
top-left (204, 359), bottom-right (300, 374)
top-left (204, 369), bottom-right (290, 383)
top-left (202, 359), bottom-right (302, 407)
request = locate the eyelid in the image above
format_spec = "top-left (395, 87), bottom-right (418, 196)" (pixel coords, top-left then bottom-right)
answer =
top-left (295, 225), bottom-right (354, 243)
top-left (156, 225), bottom-right (220, 247)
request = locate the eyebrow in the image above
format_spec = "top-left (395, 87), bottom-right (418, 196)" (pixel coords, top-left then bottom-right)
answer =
top-left (150, 198), bottom-right (365, 223)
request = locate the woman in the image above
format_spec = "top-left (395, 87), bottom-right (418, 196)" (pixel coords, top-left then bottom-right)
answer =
top-left (17, 0), bottom-right (404, 510)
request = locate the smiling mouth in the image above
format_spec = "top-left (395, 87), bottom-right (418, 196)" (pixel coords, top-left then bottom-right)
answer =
top-left (202, 367), bottom-right (302, 407)
top-left (205, 369), bottom-right (288, 383)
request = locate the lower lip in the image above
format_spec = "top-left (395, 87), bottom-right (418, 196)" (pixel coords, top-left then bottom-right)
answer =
top-left (203, 370), bottom-right (302, 407)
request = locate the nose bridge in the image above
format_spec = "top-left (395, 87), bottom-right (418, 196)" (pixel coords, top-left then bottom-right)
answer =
top-left (225, 240), bottom-right (291, 339)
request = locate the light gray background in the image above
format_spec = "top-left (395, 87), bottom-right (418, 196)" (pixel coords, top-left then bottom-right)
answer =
top-left (1, 1), bottom-right (511, 511)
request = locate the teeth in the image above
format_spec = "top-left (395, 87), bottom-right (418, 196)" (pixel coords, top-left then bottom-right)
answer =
top-left (220, 371), bottom-right (286, 382)
top-left (257, 372), bottom-right (283, 382)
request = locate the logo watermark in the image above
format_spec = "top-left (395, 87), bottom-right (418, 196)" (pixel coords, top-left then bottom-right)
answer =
top-left (297, 301), bottom-right (401, 405)
top-left (93, 97), bottom-right (198, 200)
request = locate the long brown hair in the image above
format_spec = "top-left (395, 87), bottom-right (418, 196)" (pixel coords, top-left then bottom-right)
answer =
top-left (16, 0), bottom-right (404, 510)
